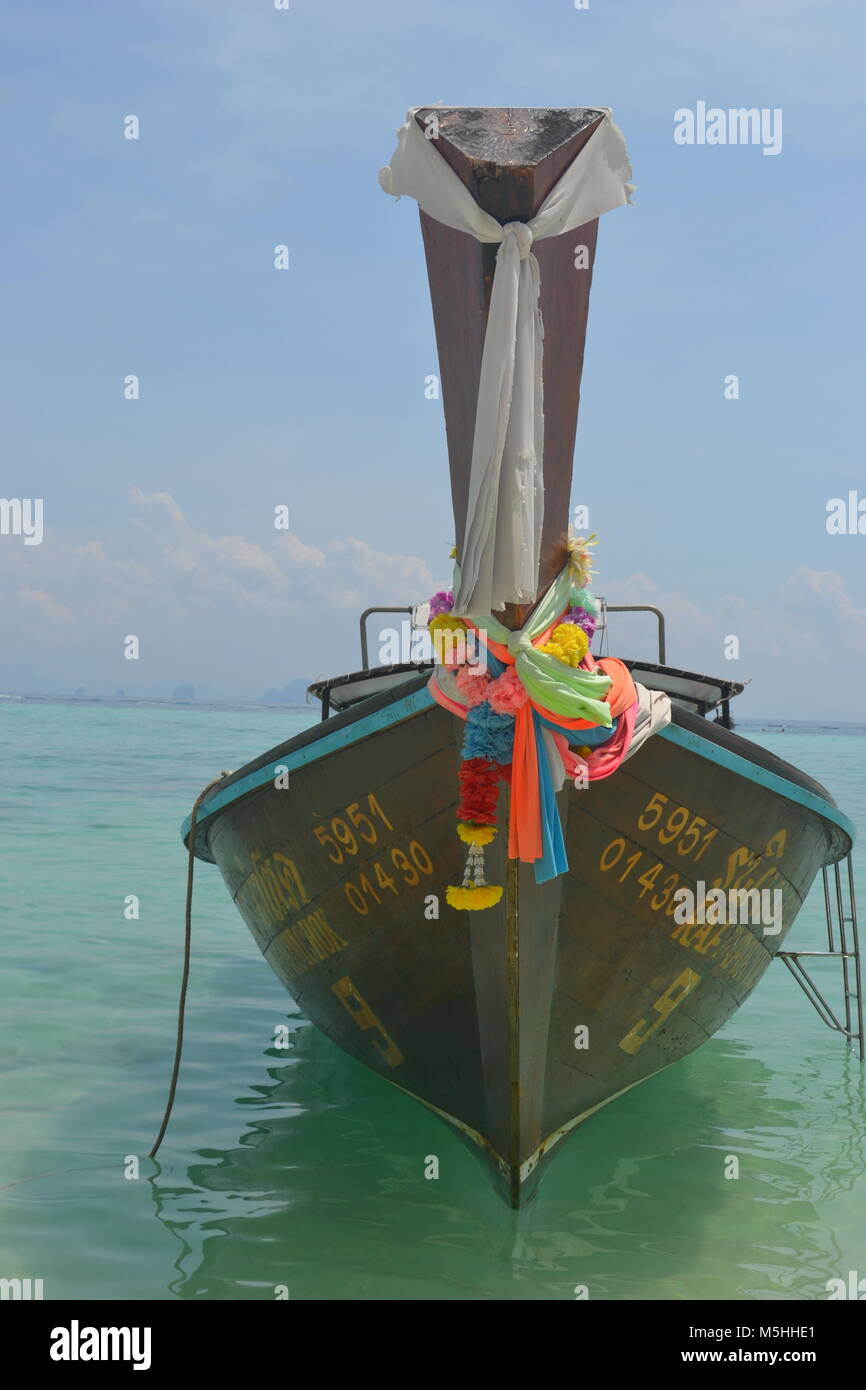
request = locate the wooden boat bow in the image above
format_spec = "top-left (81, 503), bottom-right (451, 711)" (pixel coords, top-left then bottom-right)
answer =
top-left (415, 106), bottom-right (606, 627)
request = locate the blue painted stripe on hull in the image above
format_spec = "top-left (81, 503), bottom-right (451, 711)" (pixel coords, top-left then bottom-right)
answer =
top-left (181, 685), bottom-right (437, 842)
top-left (658, 721), bottom-right (856, 846)
top-left (181, 683), bottom-right (854, 851)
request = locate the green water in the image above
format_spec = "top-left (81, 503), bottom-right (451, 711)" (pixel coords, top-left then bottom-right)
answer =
top-left (1, 699), bottom-right (865, 1301)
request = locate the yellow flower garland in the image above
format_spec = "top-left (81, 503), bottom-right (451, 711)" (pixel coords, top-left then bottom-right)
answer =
top-left (429, 612), bottom-right (470, 666)
top-left (445, 884), bottom-right (504, 910)
top-left (538, 621), bottom-right (589, 668)
top-left (457, 823), bottom-right (497, 846)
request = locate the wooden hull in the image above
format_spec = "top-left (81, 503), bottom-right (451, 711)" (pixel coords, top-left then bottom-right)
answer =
top-left (187, 675), bottom-right (853, 1205)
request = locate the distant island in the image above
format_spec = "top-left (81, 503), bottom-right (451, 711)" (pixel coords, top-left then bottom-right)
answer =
top-left (259, 679), bottom-right (312, 706)
top-left (0, 677), bottom-right (315, 704)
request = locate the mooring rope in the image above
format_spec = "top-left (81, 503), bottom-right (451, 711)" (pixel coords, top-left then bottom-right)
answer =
top-left (149, 772), bottom-right (231, 1160)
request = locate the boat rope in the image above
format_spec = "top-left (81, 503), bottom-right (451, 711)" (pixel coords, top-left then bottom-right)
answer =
top-left (149, 771), bottom-right (231, 1160)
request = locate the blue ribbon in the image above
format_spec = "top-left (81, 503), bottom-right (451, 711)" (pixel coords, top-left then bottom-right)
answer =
top-left (457, 646), bottom-right (601, 884)
top-left (532, 711), bottom-right (568, 884)
top-left (537, 711), bottom-right (618, 747)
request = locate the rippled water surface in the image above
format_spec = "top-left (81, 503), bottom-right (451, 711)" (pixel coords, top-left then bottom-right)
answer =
top-left (1, 699), bottom-right (865, 1300)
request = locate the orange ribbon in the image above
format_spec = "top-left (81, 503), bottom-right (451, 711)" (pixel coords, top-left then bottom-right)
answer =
top-left (431, 620), bottom-right (638, 865)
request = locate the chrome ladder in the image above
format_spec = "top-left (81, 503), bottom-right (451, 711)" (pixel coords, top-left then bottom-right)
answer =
top-left (777, 855), bottom-right (864, 1061)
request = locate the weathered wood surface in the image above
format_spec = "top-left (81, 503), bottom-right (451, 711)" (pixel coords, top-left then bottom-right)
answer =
top-left (415, 107), bottom-right (604, 629)
top-left (200, 686), bottom-right (839, 1205)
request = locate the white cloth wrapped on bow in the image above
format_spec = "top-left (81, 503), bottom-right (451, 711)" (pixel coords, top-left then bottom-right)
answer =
top-left (380, 106), bottom-right (633, 618)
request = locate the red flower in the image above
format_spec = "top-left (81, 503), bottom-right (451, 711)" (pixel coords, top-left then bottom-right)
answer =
top-left (457, 758), bottom-right (506, 824)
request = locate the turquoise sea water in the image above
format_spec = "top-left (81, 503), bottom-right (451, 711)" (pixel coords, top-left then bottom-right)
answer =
top-left (1, 697), bottom-right (865, 1302)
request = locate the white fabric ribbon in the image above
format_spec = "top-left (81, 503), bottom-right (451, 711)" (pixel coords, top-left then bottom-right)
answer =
top-left (380, 106), bottom-right (633, 617)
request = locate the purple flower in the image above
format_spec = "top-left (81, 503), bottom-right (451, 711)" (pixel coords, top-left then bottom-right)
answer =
top-left (428, 590), bottom-right (454, 619)
top-left (565, 606), bottom-right (597, 638)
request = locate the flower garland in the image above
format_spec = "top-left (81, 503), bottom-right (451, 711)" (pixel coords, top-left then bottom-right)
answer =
top-left (424, 536), bottom-right (615, 911)
top-left (538, 621), bottom-right (589, 668)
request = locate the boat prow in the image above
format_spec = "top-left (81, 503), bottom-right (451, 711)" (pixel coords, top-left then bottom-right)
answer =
top-left (184, 667), bottom-right (854, 1205)
top-left (178, 104), bottom-right (860, 1205)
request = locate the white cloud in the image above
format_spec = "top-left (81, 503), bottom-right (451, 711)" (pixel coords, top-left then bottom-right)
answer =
top-left (600, 565), bottom-right (866, 717)
top-left (780, 566), bottom-right (866, 648)
top-left (1, 489), bottom-right (863, 715)
top-left (0, 488), bottom-right (434, 689)
top-left (15, 588), bottom-right (74, 628)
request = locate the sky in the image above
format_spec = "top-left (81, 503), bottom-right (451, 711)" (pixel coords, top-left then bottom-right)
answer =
top-left (1, 0), bottom-right (864, 715)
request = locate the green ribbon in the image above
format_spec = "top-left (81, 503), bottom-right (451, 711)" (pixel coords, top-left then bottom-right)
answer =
top-left (470, 566), bottom-right (613, 727)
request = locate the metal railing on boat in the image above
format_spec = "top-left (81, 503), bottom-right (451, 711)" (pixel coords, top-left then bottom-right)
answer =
top-left (359, 606), bottom-right (414, 671)
top-left (359, 602), bottom-right (669, 669)
top-left (777, 856), bottom-right (864, 1061)
top-left (596, 602), bottom-right (667, 664)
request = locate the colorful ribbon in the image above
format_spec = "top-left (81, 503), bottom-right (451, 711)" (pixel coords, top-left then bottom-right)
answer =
top-left (429, 564), bottom-right (639, 886)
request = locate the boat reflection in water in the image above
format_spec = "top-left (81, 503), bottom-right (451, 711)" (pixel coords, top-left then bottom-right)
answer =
top-left (147, 1008), bottom-right (866, 1301)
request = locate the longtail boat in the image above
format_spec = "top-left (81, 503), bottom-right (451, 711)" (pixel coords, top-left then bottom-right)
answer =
top-left (182, 107), bottom-right (859, 1206)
